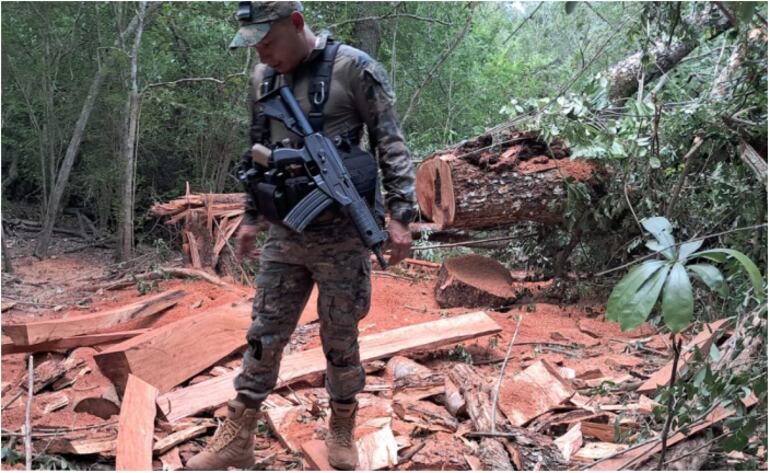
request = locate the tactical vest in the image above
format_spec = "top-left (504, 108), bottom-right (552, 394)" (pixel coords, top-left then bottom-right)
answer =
top-left (248, 40), bottom-right (384, 228)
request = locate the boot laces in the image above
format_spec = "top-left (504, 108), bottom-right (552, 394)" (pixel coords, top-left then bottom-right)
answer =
top-left (331, 412), bottom-right (355, 448)
top-left (205, 418), bottom-right (242, 453)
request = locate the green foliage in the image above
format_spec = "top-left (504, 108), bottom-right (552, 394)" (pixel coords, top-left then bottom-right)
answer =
top-left (606, 216), bottom-right (765, 333)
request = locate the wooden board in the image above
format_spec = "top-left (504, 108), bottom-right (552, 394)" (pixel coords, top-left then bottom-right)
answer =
top-left (94, 302), bottom-right (251, 394)
top-left (158, 311), bottom-right (501, 421)
top-left (116, 375), bottom-right (159, 471)
top-left (1, 330), bottom-right (147, 355)
top-left (638, 319), bottom-right (729, 394)
top-left (498, 359), bottom-right (575, 427)
top-left (301, 439), bottom-right (336, 470)
top-left (153, 424), bottom-right (210, 455)
top-left (3, 289), bottom-right (184, 345)
top-left (300, 424), bottom-right (399, 471)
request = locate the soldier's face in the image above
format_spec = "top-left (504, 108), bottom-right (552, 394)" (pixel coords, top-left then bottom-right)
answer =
top-left (255, 16), bottom-right (305, 74)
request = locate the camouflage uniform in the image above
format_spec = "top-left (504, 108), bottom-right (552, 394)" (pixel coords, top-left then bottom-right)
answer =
top-left (234, 34), bottom-right (416, 404)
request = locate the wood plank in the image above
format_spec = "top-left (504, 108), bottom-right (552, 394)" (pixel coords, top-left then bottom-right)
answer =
top-left (2, 289), bottom-right (185, 345)
top-left (588, 393), bottom-right (758, 470)
top-left (637, 319), bottom-right (729, 394)
top-left (300, 423), bottom-right (399, 471)
top-left (301, 439), bottom-right (335, 471)
top-left (153, 424), bottom-right (210, 455)
top-left (554, 422), bottom-right (583, 462)
top-left (159, 447), bottom-right (184, 471)
top-left (1, 330), bottom-right (148, 355)
top-left (158, 311), bottom-right (500, 421)
top-left (94, 302), bottom-right (252, 394)
top-left (116, 375), bottom-right (159, 471)
top-left (498, 359), bottom-right (575, 427)
top-left (45, 436), bottom-right (117, 456)
top-left (264, 405), bottom-right (308, 452)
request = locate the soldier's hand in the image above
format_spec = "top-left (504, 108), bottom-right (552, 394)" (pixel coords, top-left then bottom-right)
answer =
top-left (235, 224), bottom-right (260, 262)
top-left (385, 219), bottom-right (412, 266)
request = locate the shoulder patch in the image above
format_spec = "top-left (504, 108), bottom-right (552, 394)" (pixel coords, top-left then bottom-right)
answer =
top-left (363, 61), bottom-right (395, 103)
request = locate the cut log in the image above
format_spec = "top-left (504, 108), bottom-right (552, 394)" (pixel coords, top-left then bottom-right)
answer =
top-left (158, 311), bottom-right (501, 421)
top-left (3, 289), bottom-right (185, 345)
top-left (73, 385), bottom-right (122, 419)
top-left (434, 254), bottom-right (523, 308)
top-left (443, 377), bottom-right (466, 416)
top-left (497, 359), bottom-right (575, 427)
top-left (116, 375), bottom-right (159, 471)
top-left (94, 302), bottom-right (252, 394)
top-left (1, 330), bottom-right (148, 355)
top-left (637, 319), bottom-right (729, 394)
top-left (447, 363), bottom-right (514, 470)
top-left (415, 131), bottom-right (603, 229)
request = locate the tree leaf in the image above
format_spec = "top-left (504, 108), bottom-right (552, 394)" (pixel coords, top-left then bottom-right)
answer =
top-left (641, 217), bottom-right (676, 259)
top-left (619, 263), bottom-right (670, 332)
top-left (662, 263), bottom-right (694, 333)
top-left (691, 248), bottom-right (766, 297)
top-left (687, 263), bottom-right (727, 297)
top-left (565, 1), bottom-right (578, 14)
top-left (678, 239), bottom-right (704, 262)
top-left (606, 259), bottom-right (666, 322)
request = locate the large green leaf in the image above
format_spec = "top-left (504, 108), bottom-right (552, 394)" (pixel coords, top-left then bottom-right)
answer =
top-left (606, 260), bottom-right (666, 322)
top-left (691, 248), bottom-right (766, 297)
top-left (662, 263), bottom-right (694, 333)
top-left (687, 264), bottom-right (727, 297)
top-left (678, 239), bottom-right (704, 262)
top-left (565, 1), bottom-right (578, 14)
top-left (619, 264), bottom-right (671, 332)
top-left (641, 217), bottom-right (676, 259)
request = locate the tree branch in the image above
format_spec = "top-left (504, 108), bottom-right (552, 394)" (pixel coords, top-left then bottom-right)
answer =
top-left (326, 12), bottom-right (454, 29)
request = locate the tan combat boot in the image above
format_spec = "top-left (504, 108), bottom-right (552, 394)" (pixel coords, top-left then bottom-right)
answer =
top-left (326, 400), bottom-right (359, 470)
top-left (185, 399), bottom-right (260, 470)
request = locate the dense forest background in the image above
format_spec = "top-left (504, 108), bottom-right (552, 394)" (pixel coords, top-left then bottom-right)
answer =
top-left (1, 1), bottom-right (768, 468)
top-left (2, 1), bottom-right (767, 266)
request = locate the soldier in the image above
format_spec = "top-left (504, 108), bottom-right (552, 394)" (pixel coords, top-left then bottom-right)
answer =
top-left (186, 2), bottom-right (417, 470)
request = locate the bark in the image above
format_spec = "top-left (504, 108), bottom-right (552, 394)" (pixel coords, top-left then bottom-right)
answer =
top-left (353, 16), bottom-right (381, 57)
top-left (117, 2), bottom-right (147, 262)
top-left (2, 226), bottom-right (13, 274)
top-left (606, 5), bottom-right (732, 101)
top-left (33, 3), bottom-right (159, 258)
top-left (415, 130), bottom-right (605, 230)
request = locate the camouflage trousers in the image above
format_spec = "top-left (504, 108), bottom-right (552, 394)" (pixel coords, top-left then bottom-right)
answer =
top-left (234, 217), bottom-right (372, 404)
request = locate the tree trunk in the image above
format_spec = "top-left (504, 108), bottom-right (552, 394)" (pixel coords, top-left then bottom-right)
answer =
top-left (353, 17), bottom-right (381, 57)
top-left (415, 130), bottom-right (605, 230)
top-left (2, 225), bottom-right (13, 274)
top-left (606, 5), bottom-right (731, 101)
top-left (33, 4), bottom-right (158, 258)
top-left (117, 2), bottom-right (147, 262)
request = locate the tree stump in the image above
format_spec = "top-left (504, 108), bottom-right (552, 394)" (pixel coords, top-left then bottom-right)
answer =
top-left (434, 254), bottom-right (525, 308)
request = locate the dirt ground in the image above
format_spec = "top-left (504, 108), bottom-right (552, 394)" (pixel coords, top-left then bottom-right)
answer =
top-left (1, 228), bottom-right (664, 470)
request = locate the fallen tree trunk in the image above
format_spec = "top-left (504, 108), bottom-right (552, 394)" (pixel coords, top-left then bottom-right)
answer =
top-left (416, 130), bottom-right (605, 230)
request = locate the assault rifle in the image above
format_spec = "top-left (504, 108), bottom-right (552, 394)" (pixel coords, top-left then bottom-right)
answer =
top-left (252, 86), bottom-right (388, 269)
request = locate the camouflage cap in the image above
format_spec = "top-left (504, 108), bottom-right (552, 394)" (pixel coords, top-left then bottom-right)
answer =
top-left (229, 1), bottom-right (303, 49)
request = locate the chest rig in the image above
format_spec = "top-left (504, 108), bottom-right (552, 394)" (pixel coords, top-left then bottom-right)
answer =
top-left (247, 40), bottom-right (384, 227)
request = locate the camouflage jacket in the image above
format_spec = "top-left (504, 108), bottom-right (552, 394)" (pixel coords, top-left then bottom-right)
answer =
top-left (240, 33), bottom-right (416, 226)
